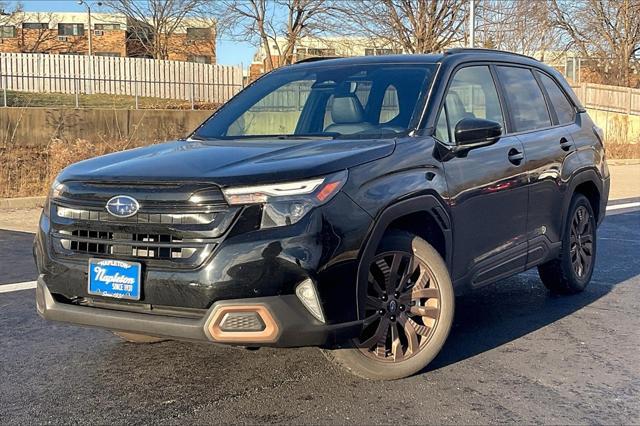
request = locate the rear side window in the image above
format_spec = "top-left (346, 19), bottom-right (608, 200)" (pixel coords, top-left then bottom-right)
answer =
top-left (536, 71), bottom-right (575, 125)
top-left (496, 66), bottom-right (551, 132)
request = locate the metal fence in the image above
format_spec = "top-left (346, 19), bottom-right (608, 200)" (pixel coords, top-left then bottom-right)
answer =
top-left (0, 52), bottom-right (243, 109)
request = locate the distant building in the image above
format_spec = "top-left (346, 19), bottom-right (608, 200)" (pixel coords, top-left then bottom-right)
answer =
top-left (249, 36), bottom-right (406, 79)
top-left (0, 12), bottom-right (216, 63)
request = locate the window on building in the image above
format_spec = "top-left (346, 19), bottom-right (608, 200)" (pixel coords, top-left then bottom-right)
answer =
top-left (364, 48), bottom-right (403, 56)
top-left (308, 48), bottom-right (335, 56)
top-left (0, 26), bottom-right (16, 38)
top-left (58, 23), bottom-right (84, 36)
top-left (94, 23), bottom-right (120, 31)
top-left (188, 55), bottom-right (212, 64)
top-left (22, 23), bottom-right (48, 30)
top-left (496, 66), bottom-right (551, 132)
top-left (95, 52), bottom-right (121, 57)
top-left (296, 48), bottom-right (336, 60)
top-left (186, 27), bottom-right (212, 40)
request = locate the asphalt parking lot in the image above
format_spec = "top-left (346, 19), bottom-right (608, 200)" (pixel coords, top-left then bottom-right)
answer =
top-left (0, 202), bottom-right (639, 424)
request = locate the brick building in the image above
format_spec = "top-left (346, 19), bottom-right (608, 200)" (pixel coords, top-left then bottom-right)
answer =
top-left (0, 12), bottom-right (215, 63)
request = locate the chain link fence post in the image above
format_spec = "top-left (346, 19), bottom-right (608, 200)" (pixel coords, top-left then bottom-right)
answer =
top-left (74, 77), bottom-right (79, 109)
top-left (134, 79), bottom-right (139, 110)
top-left (190, 82), bottom-right (195, 110)
top-left (2, 74), bottom-right (7, 107)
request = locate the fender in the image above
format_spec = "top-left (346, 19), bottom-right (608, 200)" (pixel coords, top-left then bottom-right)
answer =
top-left (561, 167), bottom-right (605, 236)
top-left (355, 194), bottom-right (452, 320)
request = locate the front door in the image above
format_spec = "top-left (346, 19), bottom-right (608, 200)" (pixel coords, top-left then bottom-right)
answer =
top-left (436, 65), bottom-right (529, 287)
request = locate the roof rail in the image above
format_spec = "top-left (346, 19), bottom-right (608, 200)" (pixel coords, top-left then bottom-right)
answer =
top-left (295, 56), bottom-right (343, 64)
top-left (445, 48), bottom-right (537, 61)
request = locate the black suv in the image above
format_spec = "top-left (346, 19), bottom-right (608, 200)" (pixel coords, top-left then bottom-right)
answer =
top-left (35, 49), bottom-right (610, 380)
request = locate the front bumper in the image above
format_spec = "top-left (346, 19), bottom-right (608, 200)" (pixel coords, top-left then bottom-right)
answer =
top-left (36, 276), bottom-right (362, 347)
top-left (35, 192), bottom-right (373, 324)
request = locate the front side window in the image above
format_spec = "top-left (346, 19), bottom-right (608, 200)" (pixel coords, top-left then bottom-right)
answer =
top-left (536, 71), bottom-right (575, 125)
top-left (195, 63), bottom-right (436, 140)
top-left (379, 84), bottom-right (400, 124)
top-left (496, 66), bottom-right (551, 132)
top-left (58, 23), bottom-right (84, 36)
top-left (438, 65), bottom-right (504, 143)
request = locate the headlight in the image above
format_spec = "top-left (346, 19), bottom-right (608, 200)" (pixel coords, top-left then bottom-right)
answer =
top-left (222, 170), bottom-right (348, 228)
top-left (44, 178), bottom-right (66, 217)
top-left (50, 178), bottom-right (66, 199)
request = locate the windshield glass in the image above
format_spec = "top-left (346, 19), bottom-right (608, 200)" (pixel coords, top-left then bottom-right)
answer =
top-left (193, 63), bottom-right (437, 140)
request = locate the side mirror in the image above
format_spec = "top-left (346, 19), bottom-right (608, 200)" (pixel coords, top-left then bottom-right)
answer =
top-left (454, 118), bottom-right (503, 147)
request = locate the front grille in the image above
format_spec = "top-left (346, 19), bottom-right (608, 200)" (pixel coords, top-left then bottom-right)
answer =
top-left (57, 206), bottom-right (216, 225)
top-left (58, 229), bottom-right (198, 260)
top-left (49, 183), bottom-right (239, 269)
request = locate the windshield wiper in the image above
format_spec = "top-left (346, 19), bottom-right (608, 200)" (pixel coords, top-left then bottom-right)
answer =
top-left (274, 133), bottom-right (338, 140)
top-left (187, 133), bottom-right (338, 141)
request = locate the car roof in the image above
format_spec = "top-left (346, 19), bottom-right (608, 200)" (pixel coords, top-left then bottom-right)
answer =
top-left (290, 53), bottom-right (445, 69)
top-left (289, 48), bottom-right (546, 69)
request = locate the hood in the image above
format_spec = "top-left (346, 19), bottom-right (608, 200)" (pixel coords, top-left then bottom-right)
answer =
top-left (57, 138), bottom-right (395, 186)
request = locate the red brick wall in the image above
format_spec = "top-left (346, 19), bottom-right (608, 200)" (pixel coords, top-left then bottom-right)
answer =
top-left (0, 27), bottom-right (213, 63)
top-left (0, 28), bottom-right (127, 56)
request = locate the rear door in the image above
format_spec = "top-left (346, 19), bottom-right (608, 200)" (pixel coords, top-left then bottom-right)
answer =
top-left (437, 65), bottom-right (529, 288)
top-left (494, 66), bottom-right (578, 267)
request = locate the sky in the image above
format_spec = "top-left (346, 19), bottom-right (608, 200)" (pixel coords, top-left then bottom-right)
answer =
top-left (7, 0), bottom-right (257, 66)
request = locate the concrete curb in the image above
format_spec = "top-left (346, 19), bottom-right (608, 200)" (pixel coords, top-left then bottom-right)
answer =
top-left (608, 159), bottom-right (640, 165)
top-left (0, 196), bottom-right (46, 210)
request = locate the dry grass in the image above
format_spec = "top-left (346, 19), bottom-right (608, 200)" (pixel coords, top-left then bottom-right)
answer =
top-left (5, 91), bottom-right (220, 110)
top-left (605, 142), bottom-right (640, 160)
top-left (0, 139), bottom-right (148, 198)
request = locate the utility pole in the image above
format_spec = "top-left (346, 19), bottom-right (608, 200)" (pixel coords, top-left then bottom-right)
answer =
top-left (469, 0), bottom-right (475, 48)
top-left (78, 0), bottom-right (92, 55)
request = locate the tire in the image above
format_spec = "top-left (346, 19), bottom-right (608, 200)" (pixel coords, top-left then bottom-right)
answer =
top-left (112, 331), bottom-right (167, 343)
top-left (323, 230), bottom-right (455, 380)
top-left (538, 194), bottom-right (596, 294)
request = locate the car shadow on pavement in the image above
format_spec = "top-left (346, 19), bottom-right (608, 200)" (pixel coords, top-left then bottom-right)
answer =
top-left (427, 210), bottom-right (640, 372)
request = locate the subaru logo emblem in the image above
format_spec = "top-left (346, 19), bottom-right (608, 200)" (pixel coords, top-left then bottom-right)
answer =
top-left (106, 195), bottom-right (139, 218)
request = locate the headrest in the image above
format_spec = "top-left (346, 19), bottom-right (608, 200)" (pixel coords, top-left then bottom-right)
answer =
top-left (331, 95), bottom-right (365, 124)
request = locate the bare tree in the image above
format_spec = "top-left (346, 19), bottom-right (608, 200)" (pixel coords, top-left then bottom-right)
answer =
top-left (550, 0), bottom-right (640, 86)
top-left (102, 0), bottom-right (210, 59)
top-left (0, 1), bottom-right (22, 25)
top-left (331, 0), bottom-right (467, 54)
top-left (479, 0), bottom-right (562, 60)
top-left (219, 0), bottom-right (330, 70)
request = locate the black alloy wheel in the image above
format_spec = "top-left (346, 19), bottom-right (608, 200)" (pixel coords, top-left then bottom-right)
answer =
top-left (358, 251), bottom-right (441, 362)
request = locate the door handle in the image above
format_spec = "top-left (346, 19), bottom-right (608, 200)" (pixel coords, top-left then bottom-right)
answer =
top-left (560, 137), bottom-right (573, 151)
top-left (508, 148), bottom-right (524, 165)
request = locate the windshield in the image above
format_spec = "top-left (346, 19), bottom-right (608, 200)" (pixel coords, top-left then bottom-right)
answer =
top-left (193, 63), bottom-right (437, 140)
